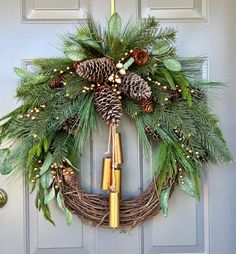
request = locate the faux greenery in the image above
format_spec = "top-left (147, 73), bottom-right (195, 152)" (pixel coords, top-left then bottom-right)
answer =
top-left (0, 13), bottom-right (232, 224)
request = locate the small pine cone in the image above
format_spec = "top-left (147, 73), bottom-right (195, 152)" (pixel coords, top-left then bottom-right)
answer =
top-left (62, 114), bottom-right (80, 134)
top-left (193, 88), bottom-right (206, 101)
top-left (94, 85), bottom-right (122, 125)
top-left (133, 49), bottom-right (149, 65)
top-left (63, 168), bottom-right (80, 189)
top-left (168, 90), bottom-right (181, 101)
top-left (121, 72), bottom-right (152, 101)
top-left (75, 57), bottom-right (116, 83)
top-left (50, 77), bottom-right (65, 88)
top-left (140, 98), bottom-right (154, 113)
top-left (145, 126), bottom-right (160, 140)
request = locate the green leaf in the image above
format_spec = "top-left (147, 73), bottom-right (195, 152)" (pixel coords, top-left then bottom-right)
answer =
top-left (160, 68), bottom-right (176, 89)
top-left (163, 58), bottom-right (182, 72)
top-left (57, 191), bottom-right (65, 212)
top-left (43, 137), bottom-right (52, 153)
top-left (77, 35), bottom-right (101, 50)
top-left (108, 12), bottom-right (121, 38)
top-left (65, 208), bottom-right (73, 226)
top-left (160, 187), bottom-right (171, 217)
top-left (57, 191), bottom-right (73, 225)
top-left (40, 171), bottom-right (53, 189)
top-left (44, 188), bottom-right (55, 204)
top-left (0, 163), bottom-right (13, 175)
top-left (41, 203), bottom-right (55, 226)
top-left (179, 174), bottom-right (197, 198)
top-left (63, 157), bottom-right (79, 171)
top-left (194, 175), bottom-right (201, 201)
top-left (0, 149), bottom-right (10, 163)
top-left (152, 42), bottom-right (172, 55)
top-left (123, 57), bottom-right (134, 70)
top-left (37, 144), bottom-right (42, 157)
top-left (40, 152), bottom-right (53, 176)
top-left (64, 45), bottom-right (87, 61)
top-left (14, 67), bottom-right (48, 83)
top-left (26, 144), bottom-right (40, 167)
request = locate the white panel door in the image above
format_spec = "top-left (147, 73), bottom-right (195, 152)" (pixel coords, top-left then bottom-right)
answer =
top-left (0, 0), bottom-right (236, 254)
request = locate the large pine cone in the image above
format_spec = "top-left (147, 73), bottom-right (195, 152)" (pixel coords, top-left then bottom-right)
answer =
top-left (94, 85), bottom-right (122, 125)
top-left (75, 57), bottom-right (116, 83)
top-left (121, 72), bottom-right (152, 101)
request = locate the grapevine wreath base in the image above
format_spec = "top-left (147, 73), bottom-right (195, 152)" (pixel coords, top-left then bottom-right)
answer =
top-left (0, 13), bottom-right (232, 229)
top-left (61, 168), bottom-right (177, 228)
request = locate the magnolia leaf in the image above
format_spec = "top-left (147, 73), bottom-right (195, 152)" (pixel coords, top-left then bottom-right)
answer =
top-left (77, 35), bottom-right (101, 50)
top-left (65, 208), bottom-right (73, 226)
top-left (160, 187), bottom-right (171, 217)
top-left (40, 152), bottom-right (53, 176)
top-left (64, 46), bottom-right (87, 61)
top-left (123, 57), bottom-right (134, 70)
top-left (57, 191), bottom-right (65, 212)
top-left (44, 188), bottom-right (55, 205)
top-left (0, 163), bottom-right (13, 175)
top-left (163, 58), bottom-right (182, 72)
top-left (41, 203), bottom-right (55, 226)
top-left (108, 12), bottom-right (121, 38)
top-left (40, 171), bottom-right (53, 189)
top-left (0, 149), bottom-right (10, 166)
top-left (57, 191), bottom-right (73, 225)
top-left (63, 157), bottom-right (79, 171)
top-left (179, 174), bottom-right (197, 198)
top-left (152, 42), bottom-right (172, 55)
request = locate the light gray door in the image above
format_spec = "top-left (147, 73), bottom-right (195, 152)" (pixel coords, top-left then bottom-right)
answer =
top-left (0, 0), bottom-right (235, 254)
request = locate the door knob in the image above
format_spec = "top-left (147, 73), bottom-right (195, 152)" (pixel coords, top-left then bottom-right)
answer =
top-left (0, 188), bottom-right (7, 208)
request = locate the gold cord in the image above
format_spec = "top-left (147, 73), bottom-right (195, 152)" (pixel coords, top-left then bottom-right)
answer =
top-left (105, 125), bottom-right (112, 155)
top-left (111, 0), bottom-right (115, 16)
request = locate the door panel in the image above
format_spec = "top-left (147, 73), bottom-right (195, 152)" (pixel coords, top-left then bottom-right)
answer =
top-left (0, 0), bottom-right (235, 254)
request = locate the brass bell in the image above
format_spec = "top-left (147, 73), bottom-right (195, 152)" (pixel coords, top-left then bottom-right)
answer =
top-left (101, 157), bottom-right (112, 191)
top-left (109, 191), bottom-right (120, 228)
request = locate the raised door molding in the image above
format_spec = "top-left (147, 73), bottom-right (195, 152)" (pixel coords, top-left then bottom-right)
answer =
top-left (139, 0), bottom-right (208, 21)
top-left (21, 0), bottom-right (90, 23)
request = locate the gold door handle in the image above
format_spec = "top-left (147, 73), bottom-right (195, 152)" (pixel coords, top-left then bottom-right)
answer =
top-left (0, 189), bottom-right (7, 208)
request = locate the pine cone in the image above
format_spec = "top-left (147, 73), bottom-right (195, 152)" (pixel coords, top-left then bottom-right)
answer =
top-left (193, 88), bottom-right (206, 101)
top-left (133, 49), bottom-right (149, 65)
top-left (50, 77), bottom-right (65, 88)
top-left (63, 167), bottom-right (80, 189)
top-left (121, 72), bottom-right (152, 101)
top-left (94, 85), bottom-right (122, 125)
top-left (145, 126), bottom-right (160, 140)
top-left (168, 90), bottom-right (181, 101)
top-left (62, 114), bottom-right (80, 134)
top-left (140, 98), bottom-right (154, 113)
top-left (75, 57), bottom-right (116, 83)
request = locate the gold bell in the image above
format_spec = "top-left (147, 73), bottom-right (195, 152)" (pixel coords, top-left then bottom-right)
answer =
top-left (109, 191), bottom-right (120, 228)
top-left (101, 157), bottom-right (112, 191)
top-left (114, 132), bottom-right (123, 165)
top-left (114, 168), bottom-right (121, 194)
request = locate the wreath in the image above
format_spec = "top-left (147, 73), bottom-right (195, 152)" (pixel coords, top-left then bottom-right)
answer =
top-left (0, 13), bottom-right (232, 228)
